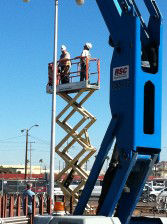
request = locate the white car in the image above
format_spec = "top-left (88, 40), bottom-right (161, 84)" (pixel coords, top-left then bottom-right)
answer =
top-left (157, 187), bottom-right (167, 198)
top-left (54, 180), bottom-right (102, 197)
top-left (73, 180), bottom-right (102, 197)
top-left (149, 187), bottom-right (165, 202)
top-left (91, 180), bottom-right (102, 197)
top-left (69, 180), bottom-right (81, 191)
top-left (54, 183), bottom-right (64, 196)
top-left (156, 187), bottom-right (167, 211)
top-left (140, 184), bottom-right (164, 202)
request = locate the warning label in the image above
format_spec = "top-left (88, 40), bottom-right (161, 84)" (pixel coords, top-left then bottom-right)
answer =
top-left (113, 65), bottom-right (129, 81)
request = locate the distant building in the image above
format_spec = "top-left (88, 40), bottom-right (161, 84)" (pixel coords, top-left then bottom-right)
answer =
top-left (0, 164), bottom-right (63, 175)
top-left (153, 161), bottom-right (167, 178)
top-left (0, 164), bottom-right (41, 174)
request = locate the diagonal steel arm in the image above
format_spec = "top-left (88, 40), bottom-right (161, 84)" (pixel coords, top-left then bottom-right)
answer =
top-left (144, 0), bottom-right (161, 18)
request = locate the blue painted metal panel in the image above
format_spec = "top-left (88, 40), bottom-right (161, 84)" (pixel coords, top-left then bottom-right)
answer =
top-left (99, 153), bottom-right (138, 216)
top-left (144, 0), bottom-right (161, 18)
top-left (108, 1), bottom-right (162, 156)
top-left (113, 155), bottom-right (158, 224)
top-left (134, 32), bottom-right (163, 152)
top-left (109, 16), bottom-right (139, 157)
top-left (75, 1), bottom-right (164, 222)
top-left (95, 0), bottom-right (122, 46)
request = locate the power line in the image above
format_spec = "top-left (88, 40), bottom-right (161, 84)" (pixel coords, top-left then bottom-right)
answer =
top-left (0, 135), bottom-right (24, 142)
top-left (31, 148), bottom-right (50, 152)
top-left (29, 135), bottom-right (50, 145)
top-left (0, 141), bottom-right (25, 144)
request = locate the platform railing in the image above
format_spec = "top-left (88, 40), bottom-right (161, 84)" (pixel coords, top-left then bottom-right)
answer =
top-left (48, 57), bottom-right (100, 86)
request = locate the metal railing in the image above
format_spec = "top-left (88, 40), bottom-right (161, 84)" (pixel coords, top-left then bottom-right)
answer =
top-left (0, 194), bottom-right (52, 224)
top-left (48, 57), bottom-right (100, 86)
top-left (0, 193), bottom-right (97, 223)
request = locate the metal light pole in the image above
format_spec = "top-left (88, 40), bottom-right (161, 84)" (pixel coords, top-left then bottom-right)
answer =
top-left (22, 0), bottom-right (84, 208)
top-left (21, 124), bottom-right (39, 180)
top-left (49, 0), bottom-right (58, 209)
top-left (49, 0), bottom-right (84, 209)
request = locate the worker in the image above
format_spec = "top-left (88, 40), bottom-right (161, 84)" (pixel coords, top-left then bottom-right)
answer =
top-left (58, 45), bottom-right (71, 84)
top-left (23, 183), bottom-right (35, 215)
top-left (80, 42), bottom-right (92, 81)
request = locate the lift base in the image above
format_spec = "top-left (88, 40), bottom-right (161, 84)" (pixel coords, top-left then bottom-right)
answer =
top-left (130, 217), bottom-right (167, 224)
top-left (34, 215), bottom-right (120, 224)
top-left (34, 216), bottom-right (167, 224)
top-left (34, 215), bottom-right (167, 224)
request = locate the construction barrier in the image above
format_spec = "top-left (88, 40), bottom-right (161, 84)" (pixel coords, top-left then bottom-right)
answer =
top-left (0, 193), bottom-right (97, 223)
top-left (54, 201), bottom-right (66, 216)
top-left (0, 194), bottom-right (52, 224)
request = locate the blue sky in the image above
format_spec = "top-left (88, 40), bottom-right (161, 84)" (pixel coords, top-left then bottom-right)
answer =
top-left (0, 0), bottom-right (167, 171)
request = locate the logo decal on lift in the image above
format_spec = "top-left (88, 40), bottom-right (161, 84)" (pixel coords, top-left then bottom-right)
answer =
top-left (113, 65), bottom-right (129, 81)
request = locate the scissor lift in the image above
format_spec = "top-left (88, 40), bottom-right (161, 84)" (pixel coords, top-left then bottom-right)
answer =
top-left (46, 57), bottom-right (100, 208)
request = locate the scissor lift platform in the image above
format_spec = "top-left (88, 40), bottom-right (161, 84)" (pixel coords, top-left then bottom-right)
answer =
top-left (46, 57), bottom-right (100, 211)
top-left (46, 57), bottom-right (100, 94)
top-left (47, 80), bottom-right (100, 94)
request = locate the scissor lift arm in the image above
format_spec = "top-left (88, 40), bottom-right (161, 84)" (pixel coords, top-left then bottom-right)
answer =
top-left (74, 1), bottom-right (163, 223)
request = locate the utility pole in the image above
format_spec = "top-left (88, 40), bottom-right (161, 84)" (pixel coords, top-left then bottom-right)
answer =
top-left (21, 124), bottom-right (39, 180)
top-left (29, 141), bottom-right (35, 179)
top-left (25, 129), bottom-right (28, 180)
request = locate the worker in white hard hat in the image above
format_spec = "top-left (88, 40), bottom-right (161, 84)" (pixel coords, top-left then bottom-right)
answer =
top-left (80, 42), bottom-right (92, 81)
top-left (58, 45), bottom-right (71, 84)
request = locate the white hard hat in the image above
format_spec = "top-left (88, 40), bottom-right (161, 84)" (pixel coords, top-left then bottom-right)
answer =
top-left (85, 42), bottom-right (92, 49)
top-left (61, 45), bottom-right (67, 51)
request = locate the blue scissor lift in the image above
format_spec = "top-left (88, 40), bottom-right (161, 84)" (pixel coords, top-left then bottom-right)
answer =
top-left (73, 0), bottom-right (166, 223)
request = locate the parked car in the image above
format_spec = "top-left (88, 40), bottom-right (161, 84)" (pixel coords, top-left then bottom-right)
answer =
top-left (156, 187), bottom-right (167, 211)
top-left (69, 180), bottom-right (81, 191)
top-left (91, 180), bottom-right (102, 197)
top-left (157, 187), bottom-right (167, 198)
top-left (149, 187), bottom-right (164, 202)
top-left (54, 179), bottom-right (103, 198)
top-left (140, 184), bottom-right (163, 202)
top-left (152, 179), bottom-right (167, 188)
top-left (76, 180), bottom-right (102, 197)
top-left (54, 183), bottom-right (64, 196)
